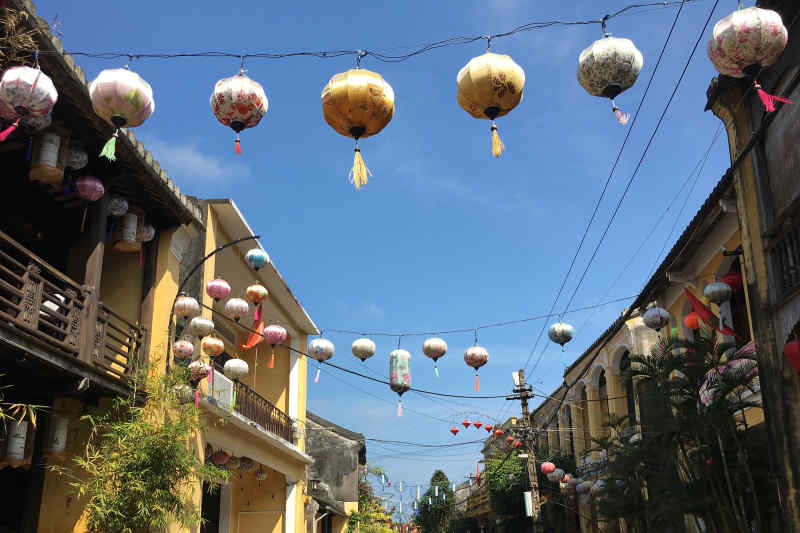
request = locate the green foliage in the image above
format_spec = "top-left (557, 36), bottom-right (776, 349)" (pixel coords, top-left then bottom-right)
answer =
top-left (348, 468), bottom-right (394, 533)
top-left (485, 453), bottom-right (527, 517)
top-left (52, 364), bottom-right (227, 533)
top-left (0, 375), bottom-right (43, 432)
top-left (446, 511), bottom-right (478, 533)
top-left (414, 470), bottom-right (454, 533)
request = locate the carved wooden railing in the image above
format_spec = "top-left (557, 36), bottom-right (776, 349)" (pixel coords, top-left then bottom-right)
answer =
top-left (0, 230), bottom-right (143, 379)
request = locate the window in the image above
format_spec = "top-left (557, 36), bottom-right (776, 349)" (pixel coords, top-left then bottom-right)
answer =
top-left (200, 482), bottom-right (221, 533)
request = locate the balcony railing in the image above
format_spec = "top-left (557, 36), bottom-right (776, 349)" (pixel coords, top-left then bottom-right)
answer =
top-left (771, 223), bottom-right (800, 296)
top-left (210, 362), bottom-right (295, 444)
top-left (0, 230), bottom-right (144, 380)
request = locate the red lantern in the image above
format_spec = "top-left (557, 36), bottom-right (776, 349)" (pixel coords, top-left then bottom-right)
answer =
top-left (562, 474), bottom-right (570, 483)
top-left (474, 420), bottom-right (483, 429)
top-left (484, 424), bottom-right (493, 433)
top-left (461, 419), bottom-right (471, 429)
top-left (722, 272), bottom-right (743, 292)
top-left (494, 429), bottom-right (504, 437)
top-left (684, 312), bottom-right (700, 330)
top-left (450, 427), bottom-right (460, 436)
top-left (541, 462), bottom-right (555, 474)
top-left (513, 440), bottom-right (523, 448)
top-left (784, 340), bottom-right (800, 372)
top-left (505, 436), bottom-right (514, 444)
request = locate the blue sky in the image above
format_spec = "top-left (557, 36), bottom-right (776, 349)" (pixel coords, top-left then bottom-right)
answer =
top-left (39, 0), bottom-right (732, 511)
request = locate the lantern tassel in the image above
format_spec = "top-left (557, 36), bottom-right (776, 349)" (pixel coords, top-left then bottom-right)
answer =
top-left (0, 119), bottom-right (19, 142)
top-left (349, 146), bottom-right (372, 189)
top-left (194, 387), bottom-right (199, 408)
top-left (269, 348), bottom-right (275, 369)
top-left (314, 365), bottom-right (321, 383)
top-left (612, 101), bottom-right (629, 125)
top-left (490, 122), bottom-right (505, 157)
top-left (81, 207), bottom-right (88, 232)
top-left (475, 372), bottom-right (480, 392)
top-left (100, 130), bottom-right (119, 161)
top-left (434, 363), bottom-right (439, 378)
top-left (755, 81), bottom-right (792, 112)
top-left (235, 134), bottom-right (242, 154)
top-left (397, 399), bottom-right (403, 417)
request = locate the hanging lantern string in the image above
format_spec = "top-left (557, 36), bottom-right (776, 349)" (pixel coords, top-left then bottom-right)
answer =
top-left (29, 1), bottom-right (697, 64)
top-left (601, 14), bottom-right (611, 37)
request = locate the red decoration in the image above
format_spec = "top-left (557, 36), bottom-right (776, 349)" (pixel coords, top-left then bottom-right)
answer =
top-left (450, 427), bottom-right (460, 436)
top-left (513, 439), bottom-right (523, 448)
top-left (484, 424), bottom-right (493, 433)
top-left (721, 272), bottom-right (743, 292)
top-left (505, 436), bottom-right (514, 444)
top-left (462, 419), bottom-right (472, 428)
top-left (494, 429), bottom-right (504, 437)
top-left (474, 420), bottom-right (483, 429)
top-left (784, 340), bottom-right (800, 372)
top-left (684, 312), bottom-right (700, 330)
top-left (562, 474), bottom-right (570, 483)
top-left (541, 462), bottom-right (555, 474)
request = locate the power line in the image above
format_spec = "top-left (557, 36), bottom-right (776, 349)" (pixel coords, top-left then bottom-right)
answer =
top-left (367, 438), bottom-right (486, 448)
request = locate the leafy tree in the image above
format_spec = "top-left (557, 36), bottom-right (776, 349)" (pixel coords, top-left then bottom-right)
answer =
top-left (414, 470), bottom-right (454, 533)
top-left (52, 364), bottom-right (227, 533)
top-left (447, 511), bottom-right (479, 533)
top-left (348, 466), bottom-right (394, 533)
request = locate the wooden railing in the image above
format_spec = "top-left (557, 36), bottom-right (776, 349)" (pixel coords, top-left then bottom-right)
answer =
top-left (0, 230), bottom-right (144, 380)
top-left (771, 224), bottom-right (800, 296)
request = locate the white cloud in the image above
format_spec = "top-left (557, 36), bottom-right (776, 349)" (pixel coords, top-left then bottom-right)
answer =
top-left (364, 303), bottom-right (386, 319)
top-left (140, 136), bottom-right (250, 185)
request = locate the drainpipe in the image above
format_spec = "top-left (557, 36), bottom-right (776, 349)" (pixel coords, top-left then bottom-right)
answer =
top-left (313, 511), bottom-right (329, 533)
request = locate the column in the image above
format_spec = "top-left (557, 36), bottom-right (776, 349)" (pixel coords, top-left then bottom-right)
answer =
top-left (586, 385), bottom-right (604, 460)
top-left (285, 482), bottom-right (297, 533)
top-left (570, 401), bottom-right (586, 460)
top-left (558, 409), bottom-right (570, 453)
top-left (547, 409), bottom-right (560, 453)
top-left (605, 369), bottom-right (628, 428)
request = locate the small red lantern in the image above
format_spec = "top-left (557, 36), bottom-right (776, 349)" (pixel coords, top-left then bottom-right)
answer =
top-left (462, 419), bottom-right (471, 429)
top-left (562, 474), bottom-right (570, 483)
top-left (484, 424), bottom-right (493, 433)
top-left (684, 312), bottom-right (700, 330)
top-left (474, 420), bottom-right (483, 429)
top-left (450, 427), bottom-right (460, 436)
top-left (494, 429), bottom-right (504, 437)
top-left (505, 436), bottom-right (514, 444)
top-left (784, 340), bottom-right (800, 372)
top-left (541, 462), bottom-right (555, 475)
top-left (513, 440), bottom-right (523, 448)
top-left (721, 272), bottom-right (743, 292)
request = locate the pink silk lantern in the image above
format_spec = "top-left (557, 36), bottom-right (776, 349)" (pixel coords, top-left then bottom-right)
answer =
top-left (264, 324), bottom-right (287, 368)
top-left (210, 72), bottom-right (268, 154)
top-left (464, 345), bottom-right (489, 391)
top-left (172, 339), bottom-right (194, 360)
top-left (137, 223), bottom-right (155, 243)
top-left (89, 68), bottom-right (155, 160)
top-left (201, 336), bottom-right (225, 357)
top-left (75, 175), bottom-right (105, 232)
top-left (0, 66), bottom-right (58, 142)
top-left (206, 279), bottom-right (231, 301)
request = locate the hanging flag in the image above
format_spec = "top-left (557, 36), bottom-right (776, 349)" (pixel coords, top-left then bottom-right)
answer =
top-left (684, 288), bottom-right (739, 338)
top-left (239, 303), bottom-right (265, 350)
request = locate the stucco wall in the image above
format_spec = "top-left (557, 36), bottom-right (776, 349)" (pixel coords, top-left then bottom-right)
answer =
top-left (306, 415), bottom-right (361, 504)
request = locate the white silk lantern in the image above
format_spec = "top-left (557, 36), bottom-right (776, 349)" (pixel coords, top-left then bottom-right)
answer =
top-left (210, 71), bottom-right (268, 154)
top-left (0, 66), bottom-right (58, 141)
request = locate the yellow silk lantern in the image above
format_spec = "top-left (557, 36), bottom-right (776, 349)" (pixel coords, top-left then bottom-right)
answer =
top-left (321, 68), bottom-right (395, 189)
top-left (457, 51), bottom-right (525, 157)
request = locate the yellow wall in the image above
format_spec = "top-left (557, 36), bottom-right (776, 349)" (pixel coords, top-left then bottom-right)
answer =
top-left (229, 467), bottom-right (286, 533)
top-left (99, 247), bottom-right (143, 326)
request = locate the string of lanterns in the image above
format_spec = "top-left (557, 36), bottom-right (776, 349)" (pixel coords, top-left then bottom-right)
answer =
top-left (2, 5), bottom-right (789, 187)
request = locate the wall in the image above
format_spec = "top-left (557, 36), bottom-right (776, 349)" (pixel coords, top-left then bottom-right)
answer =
top-left (305, 416), bottom-right (362, 504)
top-left (229, 466), bottom-right (286, 533)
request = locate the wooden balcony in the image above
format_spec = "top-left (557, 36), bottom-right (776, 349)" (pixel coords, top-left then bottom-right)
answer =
top-left (0, 230), bottom-right (144, 382)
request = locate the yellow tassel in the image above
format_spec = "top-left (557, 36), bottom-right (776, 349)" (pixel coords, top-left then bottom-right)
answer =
top-left (491, 122), bottom-right (505, 158)
top-left (349, 147), bottom-right (372, 189)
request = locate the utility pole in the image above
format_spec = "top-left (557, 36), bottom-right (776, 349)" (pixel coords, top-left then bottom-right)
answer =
top-left (507, 368), bottom-right (543, 533)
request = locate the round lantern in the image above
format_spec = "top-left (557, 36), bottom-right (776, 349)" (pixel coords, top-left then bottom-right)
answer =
top-left (76, 176), bottom-right (105, 202)
top-left (474, 420), bottom-right (483, 429)
top-left (548, 322), bottom-right (574, 348)
top-left (513, 439), bottom-right (523, 448)
top-left (246, 283), bottom-right (269, 305)
top-left (0, 66), bottom-right (58, 141)
top-left (206, 278), bottom-right (231, 302)
top-left (245, 248), bottom-right (269, 271)
top-left (784, 340), bottom-right (800, 372)
top-left (264, 324), bottom-right (287, 346)
top-left (552, 468), bottom-right (565, 482)
top-left (108, 196), bottom-right (129, 217)
top-left (704, 281), bottom-right (733, 305)
top-left (321, 67), bottom-right (395, 189)
top-left (464, 345), bottom-right (489, 391)
top-left (172, 339), bottom-right (194, 361)
top-left (89, 68), bottom-right (155, 161)
top-left (541, 462), bottom-right (555, 475)
top-left (422, 337), bottom-right (447, 377)
top-left (188, 317), bottom-right (215, 337)
top-left (352, 338), bottom-right (376, 362)
top-left (643, 307), bottom-right (670, 332)
top-left (389, 349), bottom-right (411, 416)
top-left (684, 312), bottom-right (700, 330)
top-left (505, 436), bottom-right (514, 445)
top-left (210, 72), bottom-right (268, 154)
top-left (172, 384), bottom-right (194, 405)
top-left (309, 337), bottom-right (335, 383)
top-left (187, 360), bottom-right (210, 383)
top-left (209, 450), bottom-right (230, 466)
top-left (450, 427), bottom-right (460, 436)
top-left (137, 223), bottom-right (155, 243)
top-left (577, 35), bottom-right (644, 125)
top-left (201, 335), bottom-right (225, 357)
top-left (255, 466), bottom-right (269, 486)
top-left (174, 295), bottom-right (201, 319)
top-left (457, 51), bottom-right (525, 157)
top-left (224, 357), bottom-right (249, 381)
top-left (461, 419), bottom-right (472, 429)
top-left (224, 298), bottom-right (250, 322)
top-left (494, 429), bottom-right (504, 437)
top-left (21, 112), bottom-right (51, 133)
top-left (721, 272), bottom-right (743, 292)
top-left (484, 424), bottom-right (493, 433)
top-left (66, 147), bottom-right (89, 171)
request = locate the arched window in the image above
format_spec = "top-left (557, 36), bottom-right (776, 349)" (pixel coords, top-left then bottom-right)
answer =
top-left (564, 407), bottom-right (575, 456)
top-left (620, 351), bottom-right (637, 426)
top-left (598, 370), bottom-right (611, 435)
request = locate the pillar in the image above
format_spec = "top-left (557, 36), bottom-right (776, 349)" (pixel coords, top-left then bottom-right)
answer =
top-left (586, 385), bottom-right (604, 460)
top-left (285, 482), bottom-right (297, 533)
top-left (570, 400), bottom-right (586, 460)
top-left (547, 409), bottom-right (560, 453)
top-left (605, 369), bottom-right (628, 428)
top-left (558, 409), bottom-right (570, 453)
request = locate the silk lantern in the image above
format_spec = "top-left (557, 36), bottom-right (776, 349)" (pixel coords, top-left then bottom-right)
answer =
top-left (225, 298), bottom-right (250, 323)
top-left (264, 324), bottom-right (287, 368)
top-left (321, 67), bottom-right (395, 189)
top-left (206, 278), bottom-right (231, 301)
top-left (484, 424), bottom-right (493, 433)
top-left (174, 295), bottom-right (200, 319)
top-left (643, 307), bottom-right (670, 332)
top-left (577, 34), bottom-right (644, 125)
top-left (541, 462), bottom-right (555, 475)
top-left (0, 66), bottom-right (58, 141)
top-left (76, 175), bottom-right (105, 231)
top-left (113, 211), bottom-right (141, 253)
top-left (422, 337), bottom-right (447, 377)
top-left (172, 339), bottom-right (194, 361)
top-left (187, 360), bottom-right (210, 384)
top-left (784, 340), bottom-right (800, 372)
top-left (457, 51), bottom-right (525, 157)
top-left (704, 281), bottom-right (733, 305)
top-left (684, 311), bottom-right (700, 330)
top-left (188, 317), bottom-right (215, 338)
top-left (89, 68), bottom-right (155, 160)
top-left (462, 419), bottom-right (472, 429)
top-left (474, 420), bottom-right (483, 429)
top-left (224, 358), bottom-right (249, 381)
top-left (66, 146), bottom-right (89, 171)
top-left (390, 348), bottom-right (411, 416)
top-left (210, 71), bottom-right (268, 154)
top-left (246, 283), bottom-right (268, 305)
top-left (464, 345), bottom-right (489, 391)
top-left (722, 272), bottom-right (743, 292)
top-left (245, 248), bottom-right (269, 271)
top-left (309, 337), bottom-right (335, 383)
top-left (108, 196), bottom-right (129, 217)
top-left (699, 358), bottom-right (758, 407)
top-left (29, 130), bottom-right (70, 184)
top-left (21, 112), bottom-right (51, 133)
top-left (450, 426), bottom-right (460, 436)
top-left (352, 337), bottom-right (376, 362)
top-left (201, 335), bottom-right (225, 357)
top-left (708, 6), bottom-right (791, 112)
top-left (137, 223), bottom-right (155, 243)
top-left (548, 322), bottom-right (575, 349)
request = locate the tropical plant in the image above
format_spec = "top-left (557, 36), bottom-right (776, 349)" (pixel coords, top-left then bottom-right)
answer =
top-left (0, 375), bottom-right (41, 430)
top-left (414, 470), bottom-right (455, 533)
top-left (51, 364), bottom-right (227, 533)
